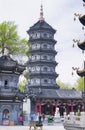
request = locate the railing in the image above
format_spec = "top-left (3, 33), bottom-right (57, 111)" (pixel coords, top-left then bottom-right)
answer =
top-left (64, 112), bottom-right (85, 127)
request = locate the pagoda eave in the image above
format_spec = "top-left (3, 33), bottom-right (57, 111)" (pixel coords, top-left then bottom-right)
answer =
top-left (29, 38), bottom-right (57, 44)
top-left (79, 15), bottom-right (85, 26)
top-left (77, 69), bottom-right (85, 77)
top-left (77, 42), bottom-right (85, 50)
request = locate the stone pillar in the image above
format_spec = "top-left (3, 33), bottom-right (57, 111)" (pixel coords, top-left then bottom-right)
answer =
top-left (70, 112), bottom-right (74, 122)
top-left (71, 102), bottom-right (74, 112)
top-left (35, 103), bottom-right (37, 113)
top-left (39, 102), bottom-right (42, 113)
top-left (35, 102), bottom-right (42, 113)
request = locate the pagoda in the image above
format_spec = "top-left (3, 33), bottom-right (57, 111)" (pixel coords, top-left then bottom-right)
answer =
top-left (26, 5), bottom-right (59, 115)
top-left (0, 55), bottom-right (25, 125)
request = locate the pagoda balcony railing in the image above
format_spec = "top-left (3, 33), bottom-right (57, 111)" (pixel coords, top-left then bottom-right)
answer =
top-left (29, 37), bottom-right (56, 43)
top-left (0, 87), bottom-right (18, 93)
top-left (28, 59), bottom-right (57, 65)
top-left (28, 83), bottom-right (56, 87)
top-left (29, 71), bottom-right (58, 76)
top-left (29, 48), bottom-right (57, 54)
top-left (0, 88), bottom-right (19, 98)
top-left (0, 88), bottom-right (12, 92)
top-left (0, 92), bottom-right (15, 97)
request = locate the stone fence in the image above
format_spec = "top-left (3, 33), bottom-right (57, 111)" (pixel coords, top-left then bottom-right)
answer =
top-left (64, 112), bottom-right (85, 127)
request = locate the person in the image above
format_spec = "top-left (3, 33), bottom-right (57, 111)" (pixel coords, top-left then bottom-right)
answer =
top-left (19, 114), bottom-right (23, 125)
top-left (36, 113), bottom-right (43, 128)
top-left (33, 113), bottom-right (39, 121)
top-left (42, 113), bottom-right (45, 122)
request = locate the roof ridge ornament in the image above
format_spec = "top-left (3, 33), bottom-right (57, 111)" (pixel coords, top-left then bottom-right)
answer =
top-left (39, 3), bottom-right (44, 22)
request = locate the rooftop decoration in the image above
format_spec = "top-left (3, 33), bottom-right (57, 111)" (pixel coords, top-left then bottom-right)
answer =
top-left (39, 4), bottom-right (44, 22)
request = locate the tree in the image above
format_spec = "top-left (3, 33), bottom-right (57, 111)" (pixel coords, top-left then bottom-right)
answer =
top-left (18, 76), bottom-right (27, 93)
top-left (75, 77), bottom-right (84, 91)
top-left (57, 79), bottom-right (71, 89)
top-left (0, 21), bottom-right (31, 92)
top-left (0, 21), bottom-right (31, 56)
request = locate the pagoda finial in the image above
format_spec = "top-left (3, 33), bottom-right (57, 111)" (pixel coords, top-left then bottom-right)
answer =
top-left (39, 2), bottom-right (44, 22)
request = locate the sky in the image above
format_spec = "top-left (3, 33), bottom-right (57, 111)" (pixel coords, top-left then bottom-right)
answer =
top-left (0, 0), bottom-right (85, 85)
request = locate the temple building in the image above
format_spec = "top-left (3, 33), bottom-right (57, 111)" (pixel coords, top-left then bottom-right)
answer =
top-left (26, 5), bottom-right (82, 116)
top-left (0, 55), bottom-right (25, 125)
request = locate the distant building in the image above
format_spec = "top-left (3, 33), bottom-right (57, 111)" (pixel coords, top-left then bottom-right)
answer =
top-left (0, 55), bottom-right (25, 125)
top-left (26, 5), bottom-right (82, 116)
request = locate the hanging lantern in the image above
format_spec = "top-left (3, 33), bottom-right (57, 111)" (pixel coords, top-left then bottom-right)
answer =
top-left (71, 71), bottom-right (74, 76)
top-left (82, 50), bottom-right (84, 54)
top-left (72, 44), bottom-right (75, 48)
top-left (82, 26), bottom-right (84, 30)
top-left (74, 17), bottom-right (76, 21)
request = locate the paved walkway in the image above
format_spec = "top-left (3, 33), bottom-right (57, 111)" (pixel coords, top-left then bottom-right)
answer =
top-left (0, 125), bottom-right (65, 130)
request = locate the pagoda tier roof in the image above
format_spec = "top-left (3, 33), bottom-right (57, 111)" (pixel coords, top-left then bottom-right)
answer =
top-left (28, 72), bottom-right (58, 78)
top-left (28, 87), bottom-right (82, 99)
top-left (79, 15), bottom-right (85, 26)
top-left (0, 89), bottom-right (25, 101)
top-left (27, 20), bottom-right (56, 33)
top-left (77, 69), bottom-right (85, 77)
top-left (77, 41), bottom-right (85, 50)
top-left (29, 38), bottom-right (56, 43)
top-left (27, 60), bottom-right (58, 66)
top-left (0, 55), bottom-right (25, 74)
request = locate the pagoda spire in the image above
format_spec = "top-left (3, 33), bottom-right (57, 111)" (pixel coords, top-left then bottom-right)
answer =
top-left (39, 2), bottom-right (44, 22)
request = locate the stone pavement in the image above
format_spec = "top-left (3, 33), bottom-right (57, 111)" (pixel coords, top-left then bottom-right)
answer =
top-left (0, 125), bottom-right (65, 130)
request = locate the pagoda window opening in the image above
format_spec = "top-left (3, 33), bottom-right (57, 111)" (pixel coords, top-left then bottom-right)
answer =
top-left (43, 44), bottom-right (47, 49)
top-left (44, 79), bottom-right (48, 83)
top-left (35, 44), bottom-right (37, 49)
top-left (43, 55), bottom-right (47, 60)
top-left (37, 33), bottom-right (40, 38)
top-left (43, 33), bottom-right (47, 38)
top-left (35, 33), bottom-right (38, 39)
top-left (35, 55), bottom-right (37, 60)
top-left (4, 80), bottom-right (8, 89)
top-left (49, 33), bottom-right (53, 39)
top-left (43, 67), bottom-right (48, 72)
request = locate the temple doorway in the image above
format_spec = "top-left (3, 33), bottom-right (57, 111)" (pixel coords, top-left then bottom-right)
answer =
top-left (42, 102), bottom-right (56, 115)
top-left (2, 109), bottom-right (10, 125)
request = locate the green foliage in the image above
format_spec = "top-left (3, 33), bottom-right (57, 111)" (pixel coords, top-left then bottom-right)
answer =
top-left (75, 77), bottom-right (84, 91)
top-left (18, 77), bottom-right (27, 92)
top-left (23, 69), bottom-right (29, 80)
top-left (57, 79), bottom-right (73, 89)
top-left (0, 21), bottom-right (31, 56)
top-left (0, 21), bottom-right (31, 92)
top-left (57, 80), bottom-right (66, 89)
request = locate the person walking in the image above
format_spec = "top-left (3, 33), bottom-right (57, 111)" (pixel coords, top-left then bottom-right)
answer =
top-left (19, 114), bottom-right (23, 125)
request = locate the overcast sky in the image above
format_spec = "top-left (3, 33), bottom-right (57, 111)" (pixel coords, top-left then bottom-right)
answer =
top-left (0, 0), bottom-right (85, 85)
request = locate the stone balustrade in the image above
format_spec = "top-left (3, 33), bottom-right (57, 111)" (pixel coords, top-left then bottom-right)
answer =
top-left (64, 112), bottom-right (85, 130)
